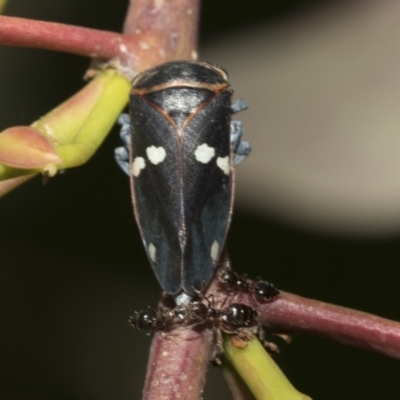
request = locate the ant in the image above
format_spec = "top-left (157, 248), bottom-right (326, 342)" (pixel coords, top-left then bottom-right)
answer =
top-left (180, 293), bottom-right (260, 363)
top-left (129, 293), bottom-right (260, 363)
top-left (218, 270), bottom-right (280, 303)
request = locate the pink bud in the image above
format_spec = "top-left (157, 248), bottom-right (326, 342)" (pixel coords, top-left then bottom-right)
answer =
top-left (0, 126), bottom-right (61, 169)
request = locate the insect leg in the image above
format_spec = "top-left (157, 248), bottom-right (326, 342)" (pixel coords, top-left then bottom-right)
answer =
top-left (230, 120), bottom-right (243, 151)
top-left (230, 98), bottom-right (248, 114)
top-left (234, 141), bottom-right (251, 165)
top-left (230, 120), bottom-right (251, 165)
top-left (211, 327), bottom-right (224, 365)
top-left (114, 147), bottom-right (130, 176)
top-left (115, 114), bottom-right (132, 176)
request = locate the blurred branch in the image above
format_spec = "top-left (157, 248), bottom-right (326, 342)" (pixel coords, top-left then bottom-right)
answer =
top-left (0, 0), bottom-right (199, 73)
top-left (0, 174), bottom-right (34, 197)
top-left (0, 16), bottom-right (125, 59)
top-left (0, 0), bottom-right (7, 14)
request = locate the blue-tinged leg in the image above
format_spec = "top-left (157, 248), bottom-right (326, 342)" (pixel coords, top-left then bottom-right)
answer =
top-left (115, 147), bottom-right (130, 176)
top-left (230, 120), bottom-right (243, 151)
top-left (118, 113), bottom-right (131, 147)
top-left (115, 113), bottom-right (132, 176)
top-left (234, 141), bottom-right (251, 165)
top-left (230, 98), bottom-right (248, 114)
top-left (230, 119), bottom-right (252, 165)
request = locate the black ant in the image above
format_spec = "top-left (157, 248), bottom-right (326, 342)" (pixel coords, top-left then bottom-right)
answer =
top-left (129, 304), bottom-right (184, 334)
top-left (129, 293), bottom-right (260, 363)
top-left (218, 270), bottom-right (280, 303)
top-left (183, 294), bottom-right (260, 363)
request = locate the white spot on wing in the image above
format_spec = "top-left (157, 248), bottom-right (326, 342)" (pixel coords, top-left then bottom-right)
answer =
top-left (210, 240), bottom-right (219, 261)
top-left (146, 146), bottom-right (166, 164)
top-left (195, 143), bottom-right (215, 164)
top-left (132, 157), bottom-right (146, 177)
top-left (148, 243), bottom-right (157, 262)
top-left (217, 156), bottom-right (230, 175)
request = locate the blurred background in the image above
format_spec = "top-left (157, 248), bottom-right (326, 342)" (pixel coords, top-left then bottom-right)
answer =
top-left (1, 0), bottom-right (400, 399)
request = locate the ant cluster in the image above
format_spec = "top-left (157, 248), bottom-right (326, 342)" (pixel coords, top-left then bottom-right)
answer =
top-left (129, 271), bottom-right (280, 361)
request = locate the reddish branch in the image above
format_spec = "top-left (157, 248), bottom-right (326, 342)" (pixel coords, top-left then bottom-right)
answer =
top-left (0, 16), bottom-right (125, 59)
top-left (143, 328), bottom-right (214, 400)
top-left (122, 0), bottom-right (199, 67)
top-left (259, 292), bottom-right (400, 359)
top-left (0, 0), bottom-right (199, 73)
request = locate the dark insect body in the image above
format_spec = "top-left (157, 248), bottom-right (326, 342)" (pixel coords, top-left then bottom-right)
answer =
top-left (129, 299), bottom-right (258, 336)
top-left (218, 270), bottom-right (250, 293)
top-left (220, 302), bottom-right (258, 332)
top-left (115, 61), bottom-right (250, 298)
top-left (129, 309), bottom-right (160, 332)
top-left (218, 270), bottom-right (280, 303)
top-left (173, 297), bottom-right (258, 332)
top-left (181, 298), bottom-right (259, 364)
top-left (253, 279), bottom-right (280, 302)
top-left (129, 306), bottom-right (181, 334)
top-left (129, 297), bottom-right (259, 364)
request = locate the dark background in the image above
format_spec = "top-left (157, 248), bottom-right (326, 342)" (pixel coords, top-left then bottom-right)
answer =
top-left (0, 1), bottom-right (399, 399)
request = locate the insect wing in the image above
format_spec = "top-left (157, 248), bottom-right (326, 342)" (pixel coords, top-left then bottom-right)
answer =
top-left (182, 90), bottom-right (234, 293)
top-left (129, 94), bottom-right (182, 294)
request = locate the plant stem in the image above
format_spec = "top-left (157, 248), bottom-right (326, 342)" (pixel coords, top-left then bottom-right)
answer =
top-left (142, 327), bottom-right (214, 400)
top-left (0, 0), bottom-right (200, 74)
top-left (258, 291), bottom-right (400, 360)
top-left (121, 0), bottom-right (200, 71)
top-left (0, 15), bottom-right (125, 59)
